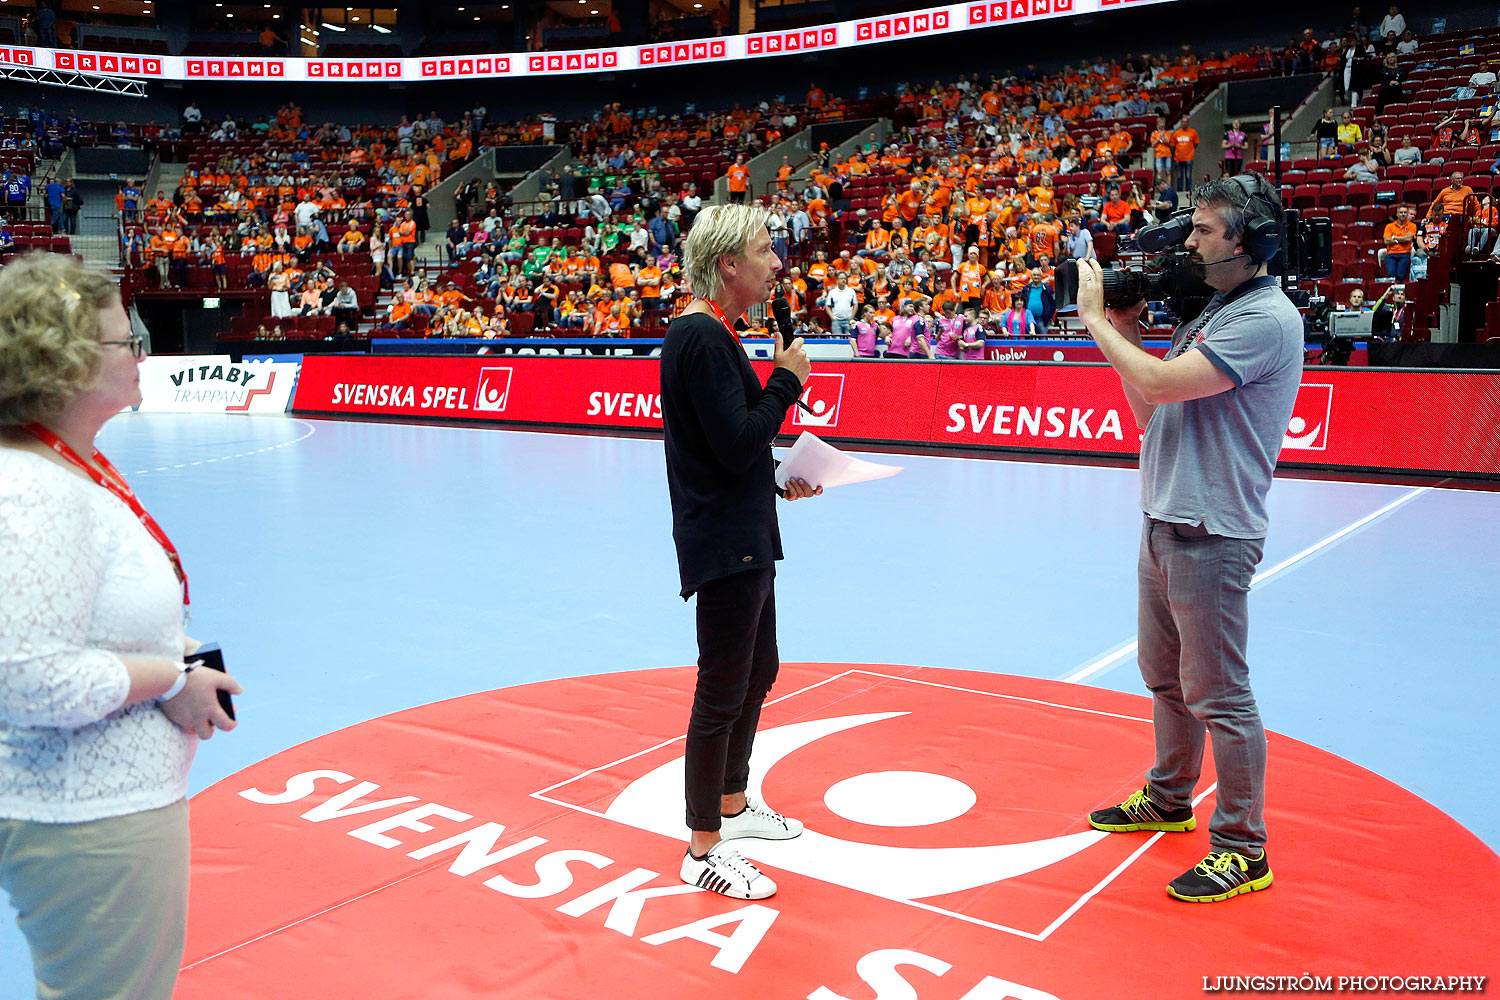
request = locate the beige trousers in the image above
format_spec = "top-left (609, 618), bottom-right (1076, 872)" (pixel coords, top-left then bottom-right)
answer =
top-left (0, 798), bottom-right (189, 1000)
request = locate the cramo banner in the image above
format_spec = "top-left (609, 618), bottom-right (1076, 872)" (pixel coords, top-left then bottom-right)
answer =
top-left (136, 355), bottom-right (300, 413)
top-left (291, 355), bottom-right (1500, 478)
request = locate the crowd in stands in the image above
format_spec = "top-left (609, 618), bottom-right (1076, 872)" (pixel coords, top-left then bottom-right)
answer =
top-left (60, 3), bottom-right (1490, 348)
top-left (345, 9), bottom-right (1493, 348)
top-left (117, 101), bottom-right (490, 330)
top-left (1258, 14), bottom-right (1498, 309)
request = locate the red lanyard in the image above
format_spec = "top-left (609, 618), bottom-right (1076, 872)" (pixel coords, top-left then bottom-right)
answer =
top-left (23, 423), bottom-right (189, 607)
top-left (702, 298), bottom-right (740, 337)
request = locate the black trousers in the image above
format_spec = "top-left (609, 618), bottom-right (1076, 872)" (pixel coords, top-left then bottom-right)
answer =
top-left (685, 567), bottom-right (779, 831)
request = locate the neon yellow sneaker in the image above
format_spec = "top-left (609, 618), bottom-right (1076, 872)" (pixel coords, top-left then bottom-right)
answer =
top-left (1088, 785), bottom-right (1197, 833)
top-left (1167, 849), bottom-right (1274, 902)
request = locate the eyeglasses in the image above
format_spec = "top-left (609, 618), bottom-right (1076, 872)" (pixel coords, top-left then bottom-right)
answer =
top-left (101, 335), bottom-right (147, 359)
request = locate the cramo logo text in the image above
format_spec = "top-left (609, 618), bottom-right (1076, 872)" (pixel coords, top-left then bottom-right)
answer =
top-left (945, 403), bottom-right (1125, 440)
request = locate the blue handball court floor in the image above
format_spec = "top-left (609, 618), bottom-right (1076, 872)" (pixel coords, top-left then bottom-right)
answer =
top-left (0, 413), bottom-right (1496, 990)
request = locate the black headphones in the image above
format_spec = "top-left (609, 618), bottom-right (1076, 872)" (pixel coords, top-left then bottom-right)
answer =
top-left (1227, 173), bottom-right (1283, 263)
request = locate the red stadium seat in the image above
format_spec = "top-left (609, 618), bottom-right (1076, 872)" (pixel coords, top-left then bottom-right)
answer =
top-left (1318, 183), bottom-right (1348, 208)
top-left (1402, 179), bottom-right (1432, 203)
top-left (1290, 184), bottom-right (1319, 209)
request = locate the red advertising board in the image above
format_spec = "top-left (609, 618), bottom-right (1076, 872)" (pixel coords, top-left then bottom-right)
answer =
top-left (292, 356), bottom-right (1500, 476)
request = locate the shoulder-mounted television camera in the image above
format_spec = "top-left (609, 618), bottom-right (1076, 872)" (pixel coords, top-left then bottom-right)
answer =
top-left (1063, 174), bottom-right (1333, 323)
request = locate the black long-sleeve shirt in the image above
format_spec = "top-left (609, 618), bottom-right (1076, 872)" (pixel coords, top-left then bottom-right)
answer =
top-left (661, 312), bottom-right (802, 598)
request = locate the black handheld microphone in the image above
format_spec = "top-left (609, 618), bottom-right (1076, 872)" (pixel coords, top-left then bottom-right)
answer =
top-left (770, 296), bottom-right (817, 418)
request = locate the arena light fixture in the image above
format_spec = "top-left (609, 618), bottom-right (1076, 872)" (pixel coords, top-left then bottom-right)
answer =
top-left (320, 21), bottom-right (346, 30)
top-left (301, 35), bottom-right (317, 45)
top-left (226, 12), bottom-right (234, 16)
top-left (371, 23), bottom-right (391, 32)
top-left (351, 15), bottom-right (360, 20)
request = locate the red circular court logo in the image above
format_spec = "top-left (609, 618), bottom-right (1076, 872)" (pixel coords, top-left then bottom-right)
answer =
top-left (180, 665), bottom-right (1500, 998)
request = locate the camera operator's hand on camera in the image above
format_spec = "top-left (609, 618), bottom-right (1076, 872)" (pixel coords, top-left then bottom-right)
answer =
top-left (774, 326), bottom-right (811, 385)
top-left (162, 667), bottom-right (242, 740)
top-left (1075, 257), bottom-right (1108, 327)
top-left (1106, 299), bottom-right (1149, 344)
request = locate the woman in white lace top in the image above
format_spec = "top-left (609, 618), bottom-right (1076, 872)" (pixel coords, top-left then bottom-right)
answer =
top-left (0, 253), bottom-right (242, 1000)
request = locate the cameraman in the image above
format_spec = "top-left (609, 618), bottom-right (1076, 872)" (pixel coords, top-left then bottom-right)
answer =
top-left (1074, 177), bottom-right (1303, 904)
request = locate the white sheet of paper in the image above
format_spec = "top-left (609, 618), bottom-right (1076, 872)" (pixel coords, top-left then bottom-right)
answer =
top-left (774, 432), bottom-right (902, 491)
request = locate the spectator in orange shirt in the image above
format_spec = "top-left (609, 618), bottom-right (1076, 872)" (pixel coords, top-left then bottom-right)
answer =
top-left (726, 154), bottom-right (750, 205)
top-left (952, 246), bottom-right (987, 310)
top-left (860, 220), bottom-right (890, 258)
top-left (637, 262), bottom-right (662, 302)
top-left (1381, 204), bottom-right (1416, 279)
top-left (609, 260), bottom-right (636, 291)
top-left (148, 232), bottom-right (171, 287)
top-left (1171, 116), bottom-right (1199, 191)
top-left (385, 298), bottom-right (412, 331)
top-left (1029, 213), bottom-right (1062, 261)
top-left (1098, 192), bottom-right (1133, 234)
top-left (1428, 171), bottom-right (1474, 223)
top-left (981, 270), bottom-right (1012, 315)
top-left (258, 26), bottom-right (285, 55)
top-left (896, 181), bottom-right (923, 224)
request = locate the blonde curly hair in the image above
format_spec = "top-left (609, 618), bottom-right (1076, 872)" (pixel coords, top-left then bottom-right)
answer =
top-left (0, 254), bottom-right (120, 426)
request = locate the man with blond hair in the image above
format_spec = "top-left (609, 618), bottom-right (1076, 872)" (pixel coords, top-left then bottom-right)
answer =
top-left (660, 204), bottom-right (820, 901)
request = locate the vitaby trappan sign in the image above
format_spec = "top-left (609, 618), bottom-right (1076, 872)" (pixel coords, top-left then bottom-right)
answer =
top-left (136, 355), bottom-right (299, 413)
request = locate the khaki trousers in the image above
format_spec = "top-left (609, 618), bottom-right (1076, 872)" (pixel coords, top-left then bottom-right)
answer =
top-left (0, 799), bottom-right (189, 1000)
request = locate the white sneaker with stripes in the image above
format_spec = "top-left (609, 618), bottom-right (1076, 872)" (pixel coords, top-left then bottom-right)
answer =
top-left (718, 797), bottom-right (804, 841)
top-left (679, 843), bottom-right (777, 899)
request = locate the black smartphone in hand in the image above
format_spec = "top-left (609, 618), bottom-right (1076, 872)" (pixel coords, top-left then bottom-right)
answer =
top-left (185, 642), bottom-right (235, 721)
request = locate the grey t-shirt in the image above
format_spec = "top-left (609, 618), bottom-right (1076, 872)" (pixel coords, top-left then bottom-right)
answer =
top-left (1140, 275), bottom-right (1304, 538)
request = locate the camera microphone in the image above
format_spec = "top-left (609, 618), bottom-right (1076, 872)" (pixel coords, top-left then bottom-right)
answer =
top-left (770, 295), bottom-right (817, 418)
top-left (1195, 251), bottom-right (1254, 268)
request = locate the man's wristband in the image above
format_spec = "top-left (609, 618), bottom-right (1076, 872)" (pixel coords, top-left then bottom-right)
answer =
top-left (160, 663), bottom-right (195, 703)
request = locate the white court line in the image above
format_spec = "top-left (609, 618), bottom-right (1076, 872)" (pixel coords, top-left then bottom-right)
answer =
top-left (1034, 782), bottom-right (1218, 940)
top-left (179, 864), bottom-right (433, 971)
top-left (529, 669), bottom-right (861, 801)
top-left (126, 417), bottom-right (317, 476)
top-left (531, 668), bottom-right (1164, 942)
top-left (1060, 486), bottom-right (1433, 685)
